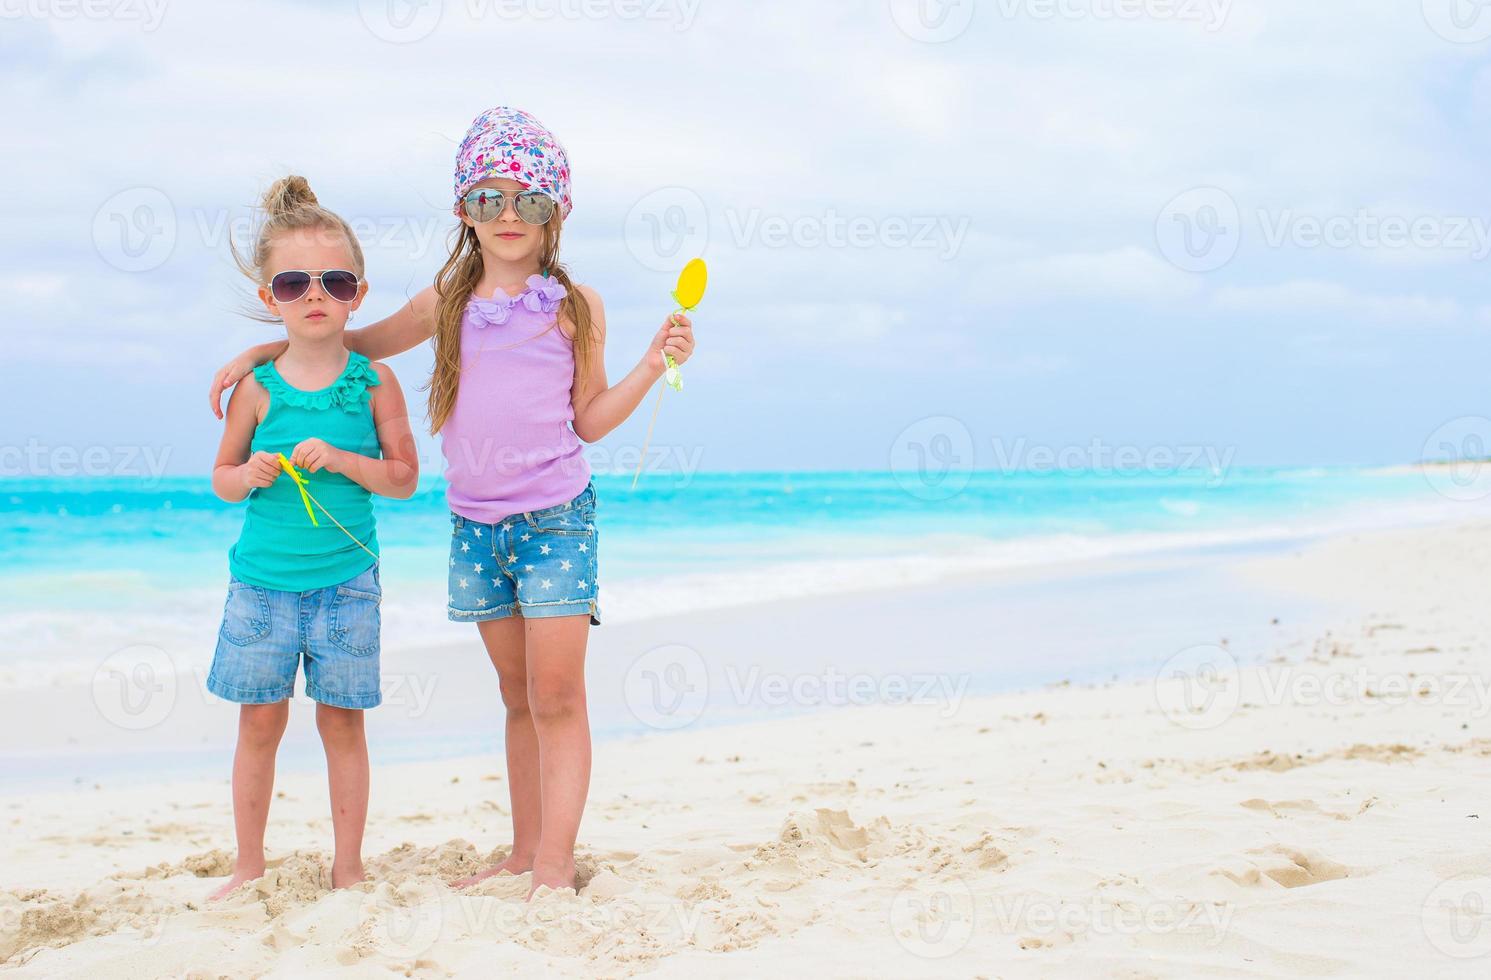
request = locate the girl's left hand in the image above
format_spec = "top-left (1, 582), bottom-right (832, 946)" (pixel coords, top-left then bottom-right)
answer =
top-left (646, 313), bottom-right (695, 375)
top-left (291, 438), bottom-right (345, 474)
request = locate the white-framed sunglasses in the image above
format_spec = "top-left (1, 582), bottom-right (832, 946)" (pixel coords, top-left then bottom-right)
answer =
top-left (266, 269), bottom-right (361, 304)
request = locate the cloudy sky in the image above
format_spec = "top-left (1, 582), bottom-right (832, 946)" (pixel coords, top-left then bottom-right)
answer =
top-left (5, 0), bottom-right (1491, 477)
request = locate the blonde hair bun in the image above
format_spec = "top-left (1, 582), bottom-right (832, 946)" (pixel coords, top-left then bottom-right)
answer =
top-left (260, 175), bottom-right (320, 217)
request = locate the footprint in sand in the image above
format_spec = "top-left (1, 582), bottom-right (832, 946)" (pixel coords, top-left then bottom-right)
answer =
top-left (1212, 845), bottom-right (1351, 890)
top-left (1239, 798), bottom-right (1355, 821)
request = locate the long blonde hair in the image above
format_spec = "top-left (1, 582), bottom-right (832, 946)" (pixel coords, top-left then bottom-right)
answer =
top-left (424, 215), bottom-right (594, 434)
top-left (232, 175), bottom-right (365, 322)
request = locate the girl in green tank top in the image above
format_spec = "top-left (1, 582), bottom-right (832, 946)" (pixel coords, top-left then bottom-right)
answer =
top-left (205, 175), bottom-right (419, 901)
top-left (229, 351), bottom-right (386, 591)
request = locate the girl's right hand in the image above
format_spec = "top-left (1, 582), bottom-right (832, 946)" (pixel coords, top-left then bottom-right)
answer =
top-left (241, 451), bottom-right (282, 491)
top-left (210, 355), bottom-right (258, 420)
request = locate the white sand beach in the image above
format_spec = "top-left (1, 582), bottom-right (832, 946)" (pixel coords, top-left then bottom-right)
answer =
top-left (5, 520), bottom-right (1491, 977)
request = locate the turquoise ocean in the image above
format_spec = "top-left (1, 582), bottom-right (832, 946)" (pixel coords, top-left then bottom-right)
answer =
top-left (0, 465), bottom-right (1475, 691)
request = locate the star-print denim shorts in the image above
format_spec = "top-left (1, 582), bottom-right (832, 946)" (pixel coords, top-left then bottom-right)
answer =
top-left (447, 481), bottom-right (600, 625)
top-left (206, 564), bottom-right (383, 710)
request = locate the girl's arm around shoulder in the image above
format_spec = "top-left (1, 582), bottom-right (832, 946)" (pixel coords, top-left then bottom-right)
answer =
top-left (212, 374), bottom-right (281, 503)
top-left (210, 337), bottom-right (288, 420)
top-left (344, 286), bottom-right (438, 362)
top-left (568, 283), bottom-right (696, 443)
top-left (289, 362), bottom-right (420, 499)
top-left (366, 361), bottom-right (420, 499)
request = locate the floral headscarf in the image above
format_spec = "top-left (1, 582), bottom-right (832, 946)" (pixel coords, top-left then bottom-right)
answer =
top-left (452, 106), bottom-right (573, 218)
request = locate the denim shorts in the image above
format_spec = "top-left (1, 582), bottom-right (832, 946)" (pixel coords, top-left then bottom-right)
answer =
top-left (447, 481), bottom-right (600, 625)
top-left (207, 564), bottom-right (383, 710)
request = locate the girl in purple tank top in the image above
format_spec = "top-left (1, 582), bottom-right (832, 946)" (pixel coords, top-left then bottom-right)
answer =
top-left (211, 107), bottom-right (697, 897)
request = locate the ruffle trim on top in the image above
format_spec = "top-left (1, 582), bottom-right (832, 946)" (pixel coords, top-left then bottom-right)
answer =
top-left (254, 352), bottom-right (381, 413)
top-left (467, 274), bottom-right (568, 329)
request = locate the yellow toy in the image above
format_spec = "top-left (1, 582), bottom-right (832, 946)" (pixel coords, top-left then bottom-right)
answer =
top-left (276, 452), bottom-right (378, 560)
top-left (662, 257), bottom-right (707, 391)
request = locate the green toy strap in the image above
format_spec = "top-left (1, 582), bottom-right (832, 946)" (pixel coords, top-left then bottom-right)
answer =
top-left (662, 298), bottom-right (693, 392)
top-left (276, 452), bottom-right (378, 561)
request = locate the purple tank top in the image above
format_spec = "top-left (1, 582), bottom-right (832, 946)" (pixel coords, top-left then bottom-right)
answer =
top-left (442, 274), bottom-right (591, 523)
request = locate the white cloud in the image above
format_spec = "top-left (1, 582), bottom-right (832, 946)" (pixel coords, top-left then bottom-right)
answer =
top-left (752, 302), bottom-right (908, 345)
top-left (1000, 246), bottom-right (1204, 305)
top-left (3, 0), bottom-right (1488, 466)
top-left (0, 274), bottom-right (67, 300)
top-left (1212, 280), bottom-right (1462, 326)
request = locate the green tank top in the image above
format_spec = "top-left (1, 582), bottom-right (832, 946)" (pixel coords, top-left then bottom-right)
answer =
top-left (228, 352), bottom-right (382, 592)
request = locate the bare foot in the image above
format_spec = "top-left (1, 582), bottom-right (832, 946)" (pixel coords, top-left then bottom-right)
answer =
top-left (526, 857), bottom-right (576, 900)
top-left (331, 860), bottom-right (367, 889)
top-left (206, 866), bottom-right (263, 902)
top-left (453, 851), bottom-right (533, 889)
